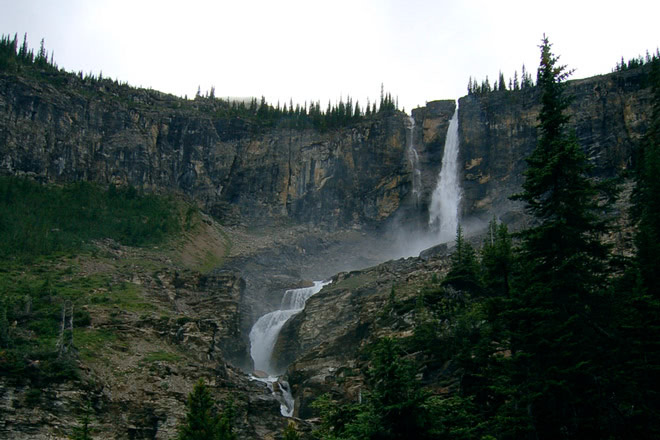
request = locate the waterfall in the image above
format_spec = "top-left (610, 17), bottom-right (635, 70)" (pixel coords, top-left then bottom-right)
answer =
top-left (428, 104), bottom-right (460, 243)
top-left (248, 280), bottom-right (330, 416)
top-left (406, 116), bottom-right (422, 205)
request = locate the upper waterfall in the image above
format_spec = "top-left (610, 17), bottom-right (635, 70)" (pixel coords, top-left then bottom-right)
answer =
top-left (428, 104), bottom-right (461, 243)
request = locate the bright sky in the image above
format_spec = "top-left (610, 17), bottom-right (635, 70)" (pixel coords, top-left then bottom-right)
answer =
top-left (1, 0), bottom-right (658, 113)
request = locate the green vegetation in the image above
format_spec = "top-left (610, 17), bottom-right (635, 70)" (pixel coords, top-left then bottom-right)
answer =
top-left (191, 83), bottom-right (399, 132)
top-left (0, 176), bottom-right (186, 384)
top-left (0, 259), bottom-right (146, 383)
top-left (314, 36), bottom-right (660, 440)
top-left (313, 338), bottom-right (433, 440)
top-left (282, 422), bottom-right (301, 440)
top-left (0, 177), bottom-right (182, 261)
top-left (0, 33), bottom-right (59, 74)
top-left (140, 350), bottom-right (182, 365)
top-left (614, 49), bottom-right (660, 72)
top-left (468, 47), bottom-right (660, 96)
top-left (69, 401), bottom-right (94, 440)
top-left (73, 328), bottom-right (117, 361)
top-left (467, 63), bottom-right (535, 95)
top-left (499, 34), bottom-right (617, 438)
top-left (177, 379), bottom-right (237, 440)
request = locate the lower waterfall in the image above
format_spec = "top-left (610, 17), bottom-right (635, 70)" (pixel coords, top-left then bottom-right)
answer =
top-left (248, 280), bottom-right (330, 416)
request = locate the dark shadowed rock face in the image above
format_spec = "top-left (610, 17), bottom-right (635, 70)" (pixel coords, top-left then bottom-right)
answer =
top-left (0, 72), bottom-right (417, 229)
top-left (457, 67), bottom-right (653, 226)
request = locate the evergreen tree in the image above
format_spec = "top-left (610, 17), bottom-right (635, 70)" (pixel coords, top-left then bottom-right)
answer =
top-left (498, 71), bottom-right (506, 91)
top-left (513, 70), bottom-right (520, 90)
top-left (622, 54), bottom-right (660, 437)
top-left (282, 422), bottom-right (301, 440)
top-left (313, 338), bottom-right (432, 439)
top-left (480, 218), bottom-right (512, 297)
top-left (503, 35), bottom-right (615, 439)
top-left (69, 401), bottom-right (93, 440)
top-left (177, 379), bottom-right (236, 440)
top-left (442, 225), bottom-right (482, 293)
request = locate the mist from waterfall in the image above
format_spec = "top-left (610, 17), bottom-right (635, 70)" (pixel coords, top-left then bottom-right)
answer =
top-left (428, 105), bottom-right (461, 243)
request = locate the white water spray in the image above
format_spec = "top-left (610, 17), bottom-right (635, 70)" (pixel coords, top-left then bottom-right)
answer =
top-left (428, 104), bottom-right (460, 243)
top-left (406, 116), bottom-right (422, 206)
top-left (249, 280), bottom-right (330, 416)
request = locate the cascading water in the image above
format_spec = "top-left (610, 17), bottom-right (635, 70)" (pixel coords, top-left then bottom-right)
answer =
top-left (248, 280), bottom-right (330, 416)
top-left (406, 116), bottom-right (422, 206)
top-left (428, 104), bottom-right (460, 243)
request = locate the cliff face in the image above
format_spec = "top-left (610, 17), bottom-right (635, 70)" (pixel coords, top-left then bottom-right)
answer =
top-left (457, 67), bottom-right (653, 225)
top-left (0, 66), bottom-right (653, 231)
top-left (0, 73), bottom-right (415, 228)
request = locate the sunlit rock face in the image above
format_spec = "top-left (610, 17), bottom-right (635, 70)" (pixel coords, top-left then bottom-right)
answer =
top-left (457, 67), bottom-right (653, 226)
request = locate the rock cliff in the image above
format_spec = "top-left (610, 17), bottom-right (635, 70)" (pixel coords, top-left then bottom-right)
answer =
top-left (0, 72), bottom-right (416, 229)
top-left (457, 66), bottom-right (653, 225)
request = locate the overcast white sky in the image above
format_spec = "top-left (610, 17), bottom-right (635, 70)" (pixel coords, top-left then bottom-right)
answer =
top-left (1, 0), bottom-right (658, 112)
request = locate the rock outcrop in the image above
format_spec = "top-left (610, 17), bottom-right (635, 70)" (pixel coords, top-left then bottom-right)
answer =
top-left (0, 231), bottom-right (293, 440)
top-left (274, 253), bottom-right (453, 418)
top-left (457, 67), bottom-right (653, 225)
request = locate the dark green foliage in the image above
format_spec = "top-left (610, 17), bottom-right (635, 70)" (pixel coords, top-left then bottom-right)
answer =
top-left (0, 177), bottom-right (181, 261)
top-left (313, 338), bottom-right (432, 440)
top-left (70, 401), bottom-right (93, 440)
top-left (0, 178), bottom-right (185, 386)
top-left (480, 218), bottom-right (512, 297)
top-left (512, 36), bottom-right (611, 293)
top-left (282, 422), bottom-right (301, 440)
top-left (0, 303), bottom-right (9, 348)
top-left (442, 225), bottom-right (482, 293)
top-left (177, 379), bottom-right (236, 440)
top-left (498, 71), bottom-right (507, 91)
top-left (467, 65), bottom-right (534, 95)
top-left (614, 49), bottom-right (660, 72)
top-left (424, 395), bottom-right (483, 439)
top-left (619, 54), bottom-right (660, 437)
top-left (365, 338), bottom-right (429, 438)
top-left (0, 33), bottom-right (59, 74)
top-left (500, 35), bottom-right (616, 438)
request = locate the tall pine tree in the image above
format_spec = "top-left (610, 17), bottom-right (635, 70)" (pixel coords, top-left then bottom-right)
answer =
top-left (503, 35), bottom-right (615, 439)
top-left (177, 379), bottom-right (236, 440)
